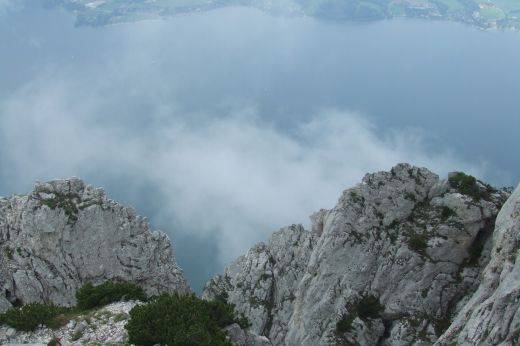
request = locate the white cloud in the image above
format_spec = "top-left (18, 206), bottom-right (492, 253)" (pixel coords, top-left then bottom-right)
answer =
top-left (0, 77), bottom-right (483, 265)
top-left (0, 0), bottom-right (16, 15)
top-left (0, 7), bottom-right (498, 274)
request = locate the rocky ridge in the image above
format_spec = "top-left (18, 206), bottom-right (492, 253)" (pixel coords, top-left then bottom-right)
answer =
top-left (0, 166), bottom-right (517, 346)
top-left (204, 164), bottom-right (517, 345)
top-left (0, 300), bottom-right (139, 345)
top-left (436, 184), bottom-right (520, 345)
top-left (0, 178), bottom-right (189, 313)
top-left (0, 299), bottom-right (271, 346)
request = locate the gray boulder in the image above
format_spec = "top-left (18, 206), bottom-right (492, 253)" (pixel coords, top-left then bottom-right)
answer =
top-left (0, 178), bottom-right (189, 312)
top-left (225, 323), bottom-right (273, 346)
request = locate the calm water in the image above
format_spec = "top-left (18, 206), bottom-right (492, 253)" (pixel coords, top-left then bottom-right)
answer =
top-left (1, 4), bottom-right (519, 290)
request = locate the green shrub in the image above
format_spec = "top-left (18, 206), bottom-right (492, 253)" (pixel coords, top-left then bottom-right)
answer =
top-left (407, 232), bottom-right (428, 254)
top-left (336, 313), bottom-right (355, 333)
top-left (3, 247), bottom-right (13, 260)
top-left (0, 303), bottom-right (70, 331)
top-left (356, 295), bottom-right (384, 320)
top-left (441, 206), bottom-right (456, 221)
top-left (350, 191), bottom-right (363, 204)
top-left (125, 293), bottom-right (248, 346)
top-left (404, 192), bottom-right (417, 202)
top-left (206, 299), bottom-right (250, 329)
top-left (448, 172), bottom-right (487, 201)
top-left (70, 330), bottom-right (84, 341)
top-left (335, 295), bottom-right (384, 336)
top-left (76, 281), bottom-right (146, 310)
top-left (433, 317), bottom-right (451, 337)
top-left (41, 193), bottom-right (79, 224)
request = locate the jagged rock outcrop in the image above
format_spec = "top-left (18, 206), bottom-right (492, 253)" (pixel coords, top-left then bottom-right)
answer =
top-left (0, 178), bottom-right (189, 312)
top-left (225, 323), bottom-right (273, 346)
top-left (204, 164), bottom-right (512, 345)
top-left (204, 224), bottom-right (317, 345)
top-left (436, 184), bottom-right (520, 345)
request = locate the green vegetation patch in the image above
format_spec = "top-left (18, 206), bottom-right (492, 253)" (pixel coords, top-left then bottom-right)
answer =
top-left (3, 247), bottom-right (13, 260)
top-left (479, 6), bottom-right (506, 20)
top-left (350, 191), bottom-right (364, 204)
top-left (41, 193), bottom-right (79, 224)
top-left (335, 294), bottom-right (384, 335)
top-left (76, 282), bottom-right (146, 310)
top-left (441, 206), bottom-right (457, 221)
top-left (70, 330), bottom-right (84, 341)
top-left (448, 172), bottom-right (489, 201)
top-left (356, 295), bottom-right (384, 320)
top-left (0, 303), bottom-right (71, 331)
top-left (407, 231), bottom-right (429, 255)
top-left (56, 0), bottom-right (520, 30)
top-left (405, 192), bottom-right (417, 202)
top-left (336, 312), bottom-right (356, 333)
top-left (125, 293), bottom-right (249, 346)
top-left (0, 281), bottom-right (152, 333)
top-left (433, 0), bottom-right (466, 13)
top-left (432, 316), bottom-right (452, 337)
top-left (491, 0), bottom-right (520, 12)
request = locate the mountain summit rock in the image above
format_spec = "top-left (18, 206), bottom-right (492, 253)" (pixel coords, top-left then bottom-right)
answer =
top-left (1, 165), bottom-right (518, 345)
top-left (0, 178), bottom-right (189, 313)
top-left (204, 164), bottom-right (518, 345)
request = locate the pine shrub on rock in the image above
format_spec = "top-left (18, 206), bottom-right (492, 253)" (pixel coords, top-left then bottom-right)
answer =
top-left (206, 295), bottom-right (251, 330)
top-left (76, 281), bottom-right (146, 310)
top-left (335, 295), bottom-right (384, 335)
top-left (126, 293), bottom-right (249, 346)
top-left (356, 295), bottom-right (384, 320)
top-left (0, 281), bottom-right (145, 332)
top-left (448, 172), bottom-right (490, 201)
top-left (0, 303), bottom-right (70, 331)
top-left (336, 313), bottom-right (355, 333)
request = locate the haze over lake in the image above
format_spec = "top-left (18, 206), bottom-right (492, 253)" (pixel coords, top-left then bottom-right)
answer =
top-left (1, 3), bottom-right (519, 291)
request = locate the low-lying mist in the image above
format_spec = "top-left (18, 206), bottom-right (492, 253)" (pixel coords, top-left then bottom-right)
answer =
top-left (0, 76), bottom-right (481, 289)
top-left (0, 4), bottom-right (518, 290)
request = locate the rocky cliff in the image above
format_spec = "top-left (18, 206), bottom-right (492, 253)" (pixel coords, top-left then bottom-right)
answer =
top-left (0, 178), bottom-right (189, 313)
top-left (1, 166), bottom-right (517, 346)
top-left (204, 164), bottom-right (517, 345)
top-left (436, 184), bottom-right (520, 345)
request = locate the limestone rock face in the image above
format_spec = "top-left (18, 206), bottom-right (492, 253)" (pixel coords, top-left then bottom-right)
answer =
top-left (225, 323), bottom-right (273, 346)
top-left (0, 178), bottom-right (189, 312)
top-left (204, 164), bottom-right (511, 345)
top-left (204, 224), bottom-right (317, 345)
top-left (436, 184), bottom-right (520, 346)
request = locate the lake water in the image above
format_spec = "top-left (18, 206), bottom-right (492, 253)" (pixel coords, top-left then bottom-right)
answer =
top-left (1, 4), bottom-right (519, 290)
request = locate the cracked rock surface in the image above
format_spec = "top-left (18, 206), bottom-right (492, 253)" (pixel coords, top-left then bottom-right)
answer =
top-left (204, 164), bottom-right (514, 345)
top-left (436, 184), bottom-right (520, 346)
top-left (204, 224), bottom-right (317, 345)
top-left (0, 178), bottom-right (189, 312)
